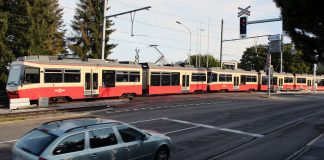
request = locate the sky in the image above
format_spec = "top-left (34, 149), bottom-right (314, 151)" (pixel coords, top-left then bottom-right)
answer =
top-left (58, 0), bottom-right (288, 63)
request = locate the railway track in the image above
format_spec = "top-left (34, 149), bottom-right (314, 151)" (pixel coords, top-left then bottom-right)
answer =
top-left (207, 112), bottom-right (324, 160)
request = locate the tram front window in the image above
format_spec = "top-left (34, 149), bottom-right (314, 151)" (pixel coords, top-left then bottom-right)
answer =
top-left (7, 65), bottom-right (22, 87)
top-left (23, 67), bottom-right (40, 84)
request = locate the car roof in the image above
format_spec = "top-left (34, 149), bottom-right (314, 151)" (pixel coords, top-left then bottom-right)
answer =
top-left (37, 117), bottom-right (122, 136)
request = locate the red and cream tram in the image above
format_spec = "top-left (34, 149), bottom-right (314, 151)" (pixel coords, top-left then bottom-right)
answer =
top-left (207, 68), bottom-right (258, 92)
top-left (141, 63), bottom-right (207, 95)
top-left (6, 56), bottom-right (324, 104)
top-left (294, 74), bottom-right (313, 91)
top-left (6, 56), bottom-right (142, 101)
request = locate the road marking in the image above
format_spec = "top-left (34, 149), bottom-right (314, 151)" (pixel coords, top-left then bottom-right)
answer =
top-left (128, 118), bottom-right (164, 124)
top-left (307, 134), bottom-right (324, 146)
top-left (163, 126), bottom-right (200, 135)
top-left (0, 139), bottom-right (17, 144)
top-left (162, 117), bottom-right (264, 138)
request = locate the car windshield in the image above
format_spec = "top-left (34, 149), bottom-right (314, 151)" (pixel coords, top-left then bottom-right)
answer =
top-left (7, 65), bottom-right (22, 87)
top-left (16, 129), bottom-right (57, 156)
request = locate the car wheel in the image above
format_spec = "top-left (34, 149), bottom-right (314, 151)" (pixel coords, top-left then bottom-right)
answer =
top-left (154, 146), bottom-right (169, 160)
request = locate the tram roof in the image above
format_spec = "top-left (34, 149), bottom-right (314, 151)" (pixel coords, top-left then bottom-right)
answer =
top-left (15, 56), bottom-right (142, 68)
top-left (208, 67), bottom-right (258, 74)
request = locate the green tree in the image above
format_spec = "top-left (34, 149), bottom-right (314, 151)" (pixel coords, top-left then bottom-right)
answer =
top-left (0, 0), bottom-right (65, 89)
top-left (239, 45), bottom-right (268, 71)
top-left (273, 0), bottom-right (324, 63)
top-left (0, 3), bottom-right (14, 89)
top-left (190, 54), bottom-right (220, 68)
top-left (4, 0), bottom-right (65, 57)
top-left (239, 44), bottom-right (311, 73)
top-left (69, 0), bottom-right (116, 59)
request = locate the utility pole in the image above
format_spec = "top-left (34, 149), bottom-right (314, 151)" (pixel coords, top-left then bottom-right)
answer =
top-left (280, 32), bottom-right (283, 73)
top-left (207, 19), bottom-right (210, 68)
top-left (176, 21), bottom-right (192, 66)
top-left (313, 63), bottom-right (317, 94)
top-left (220, 19), bottom-right (224, 68)
top-left (101, 0), bottom-right (108, 60)
top-left (267, 53), bottom-right (271, 97)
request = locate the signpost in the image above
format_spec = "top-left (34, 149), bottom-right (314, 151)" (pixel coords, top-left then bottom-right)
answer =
top-left (266, 34), bottom-right (282, 97)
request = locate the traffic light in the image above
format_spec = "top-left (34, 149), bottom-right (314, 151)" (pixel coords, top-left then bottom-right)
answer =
top-left (240, 17), bottom-right (247, 38)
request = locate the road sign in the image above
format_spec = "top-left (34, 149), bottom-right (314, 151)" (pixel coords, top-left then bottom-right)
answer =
top-left (238, 6), bottom-right (251, 17)
top-left (268, 44), bottom-right (281, 53)
top-left (268, 34), bottom-right (281, 41)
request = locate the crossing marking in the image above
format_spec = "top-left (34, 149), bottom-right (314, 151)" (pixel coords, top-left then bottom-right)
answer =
top-left (162, 117), bottom-right (264, 138)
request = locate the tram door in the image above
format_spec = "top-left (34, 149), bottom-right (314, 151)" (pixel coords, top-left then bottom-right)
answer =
top-left (84, 70), bottom-right (99, 96)
top-left (233, 76), bottom-right (239, 90)
top-left (182, 73), bottom-right (190, 92)
top-left (307, 79), bottom-right (312, 91)
top-left (279, 78), bottom-right (283, 90)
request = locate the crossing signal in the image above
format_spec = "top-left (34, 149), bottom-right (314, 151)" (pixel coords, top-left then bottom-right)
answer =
top-left (240, 17), bottom-right (247, 38)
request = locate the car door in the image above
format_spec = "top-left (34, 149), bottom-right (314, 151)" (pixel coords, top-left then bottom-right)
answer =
top-left (116, 125), bottom-right (155, 160)
top-left (50, 132), bottom-right (89, 160)
top-left (87, 127), bottom-right (126, 160)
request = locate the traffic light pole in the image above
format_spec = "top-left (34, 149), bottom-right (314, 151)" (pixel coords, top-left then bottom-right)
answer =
top-left (220, 19), bottom-right (224, 68)
top-left (267, 53), bottom-right (271, 97)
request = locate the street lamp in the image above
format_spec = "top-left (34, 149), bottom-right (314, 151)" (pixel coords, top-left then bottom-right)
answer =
top-left (176, 21), bottom-right (192, 65)
top-left (199, 27), bottom-right (205, 67)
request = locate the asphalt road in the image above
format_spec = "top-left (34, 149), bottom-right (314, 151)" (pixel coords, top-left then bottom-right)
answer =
top-left (1, 93), bottom-right (324, 160)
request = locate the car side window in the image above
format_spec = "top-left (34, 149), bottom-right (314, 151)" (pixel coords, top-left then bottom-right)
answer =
top-left (53, 133), bottom-right (85, 155)
top-left (89, 128), bottom-right (118, 148)
top-left (117, 126), bottom-right (144, 143)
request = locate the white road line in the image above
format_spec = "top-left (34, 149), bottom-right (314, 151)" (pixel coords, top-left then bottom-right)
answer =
top-left (128, 118), bottom-right (165, 124)
top-left (0, 139), bottom-right (17, 144)
top-left (163, 126), bottom-right (200, 135)
top-left (133, 109), bottom-right (139, 111)
top-left (307, 134), bottom-right (324, 146)
top-left (162, 117), bottom-right (264, 138)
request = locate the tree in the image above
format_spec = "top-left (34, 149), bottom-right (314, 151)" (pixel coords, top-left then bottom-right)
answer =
top-left (4, 0), bottom-right (65, 57)
top-left (190, 54), bottom-right (220, 68)
top-left (273, 0), bottom-right (324, 63)
top-left (0, 3), bottom-right (14, 89)
top-left (69, 0), bottom-right (116, 59)
top-left (239, 45), bottom-right (268, 71)
top-left (239, 44), bottom-right (311, 73)
top-left (0, 0), bottom-right (65, 89)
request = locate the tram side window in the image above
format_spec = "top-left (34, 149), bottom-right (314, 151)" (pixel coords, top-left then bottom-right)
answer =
top-left (102, 70), bottom-right (115, 87)
top-left (162, 73), bottom-right (171, 86)
top-left (64, 70), bottom-right (80, 83)
top-left (151, 72), bottom-right (161, 86)
top-left (219, 74), bottom-right (232, 82)
top-left (297, 78), bottom-right (306, 84)
top-left (272, 77), bottom-right (278, 85)
top-left (261, 76), bottom-right (267, 85)
top-left (116, 71), bottom-right (129, 82)
top-left (44, 69), bottom-right (63, 83)
top-left (192, 73), bottom-right (206, 82)
top-left (241, 75), bottom-right (246, 84)
top-left (199, 73), bottom-right (207, 81)
top-left (318, 79), bottom-right (324, 86)
top-left (208, 72), bottom-right (217, 83)
top-left (23, 67), bottom-right (40, 84)
top-left (284, 77), bottom-right (293, 83)
top-left (129, 72), bottom-right (140, 82)
top-left (171, 72), bottom-right (180, 85)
